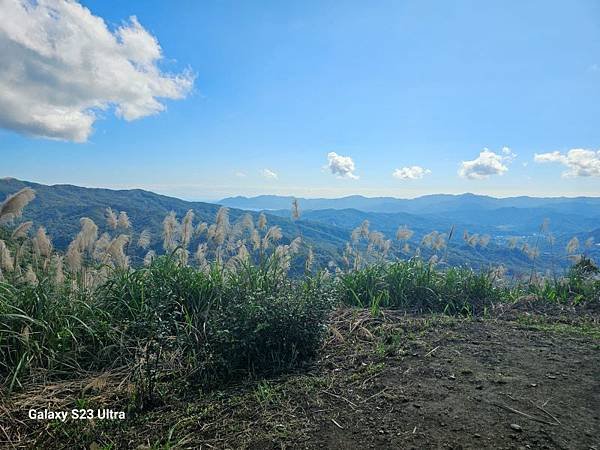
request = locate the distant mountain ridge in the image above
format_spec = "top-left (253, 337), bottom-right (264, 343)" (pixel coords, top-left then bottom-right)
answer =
top-left (219, 193), bottom-right (600, 217)
top-left (2, 178), bottom-right (598, 274)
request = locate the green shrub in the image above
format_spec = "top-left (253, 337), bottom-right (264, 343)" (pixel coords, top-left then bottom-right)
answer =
top-left (336, 259), bottom-right (508, 315)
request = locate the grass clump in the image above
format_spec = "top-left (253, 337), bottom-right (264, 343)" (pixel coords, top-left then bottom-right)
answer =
top-left (337, 259), bottom-right (508, 315)
top-left (0, 256), bottom-right (333, 397)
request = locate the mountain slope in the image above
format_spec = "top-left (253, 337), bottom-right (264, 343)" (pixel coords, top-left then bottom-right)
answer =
top-left (0, 178), bottom-right (349, 256)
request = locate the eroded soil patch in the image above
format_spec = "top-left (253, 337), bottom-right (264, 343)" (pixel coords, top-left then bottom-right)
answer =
top-left (2, 310), bottom-right (599, 449)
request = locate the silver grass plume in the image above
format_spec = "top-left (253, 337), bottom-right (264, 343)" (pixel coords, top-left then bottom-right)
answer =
top-left (359, 220), bottom-right (370, 239)
top-left (105, 208), bottom-right (118, 230)
top-left (270, 244), bottom-right (293, 273)
top-left (181, 209), bottom-right (195, 249)
top-left (566, 237), bottom-right (579, 254)
top-left (195, 243), bottom-right (208, 267)
top-left (584, 237), bottom-right (594, 249)
top-left (65, 238), bottom-right (83, 272)
top-left (479, 234), bottom-right (491, 248)
top-left (368, 231), bottom-right (385, 249)
top-left (262, 226), bottom-right (282, 249)
top-left (507, 236), bottom-right (519, 249)
top-left (93, 233), bottom-right (111, 263)
top-left (289, 236), bottom-right (302, 254)
top-left (117, 211), bottom-right (131, 229)
top-left (24, 265), bottom-right (38, 285)
top-left (467, 234), bottom-right (479, 247)
top-left (175, 248), bottom-right (189, 266)
top-left (195, 222), bottom-right (208, 238)
top-left (143, 250), bottom-right (156, 266)
top-left (11, 221), bottom-right (33, 240)
top-left (78, 218), bottom-right (99, 253)
top-left (305, 246), bottom-right (314, 273)
top-left (52, 255), bottom-right (64, 285)
top-left (241, 214), bottom-right (254, 232)
top-left (108, 235), bottom-right (130, 269)
top-left (227, 243), bottom-right (250, 270)
top-left (250, 229), bottom-right (261, 251)
top-left (382, 239), bottom-right (392, 256)
top-left (214, 207), bottom-right (230, 245)
top-left (137, 229), bottom-right (151, 249)
top-left (257, 212), bottom-right (267, 230)
top-left (402, 243), bottom-right (410, 253)
top-left (0, 240), bottom-right (14, 272)
top-left (433, 233), bottom-right (447, 251)
top-left (162, 211), bottom-right (179, 252)
top-left (291, 199), bottom-right (300, 220)
top-left (421, 231), bottom-right (438, 248)
top-left (0, 188), bottom-right (35, 221)
top-left (396, 226), bottom-right (414, 241)
top-left (34, 226), bottom-right (53, 258)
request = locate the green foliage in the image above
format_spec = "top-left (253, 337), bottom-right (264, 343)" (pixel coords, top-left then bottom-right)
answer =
top-left (337, 259), bottom-right (511, 315)
top-left (0, 256), bottom-right (332, 396)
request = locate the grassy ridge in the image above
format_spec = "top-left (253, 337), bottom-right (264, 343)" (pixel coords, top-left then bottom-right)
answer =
top-left (2, 256), bottom-right (598, 401)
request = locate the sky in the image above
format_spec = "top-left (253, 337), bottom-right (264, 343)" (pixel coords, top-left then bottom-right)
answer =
top-left (0, 0), bottom-right (599, 201)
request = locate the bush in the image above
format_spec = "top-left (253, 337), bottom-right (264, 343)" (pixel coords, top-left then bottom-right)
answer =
top-left (337, 259), bottom-right (508, 315)
top-left (0, 256), bottom-right (332, 393)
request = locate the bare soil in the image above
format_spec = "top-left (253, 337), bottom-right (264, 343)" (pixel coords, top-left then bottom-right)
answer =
top-left (2, 309), bottom-right (599, 449)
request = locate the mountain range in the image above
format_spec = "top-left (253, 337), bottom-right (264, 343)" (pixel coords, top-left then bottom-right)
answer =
top-left (219, 194), bottom-right (600, 217)
top-left (2, 178), bottom-right (599, 274)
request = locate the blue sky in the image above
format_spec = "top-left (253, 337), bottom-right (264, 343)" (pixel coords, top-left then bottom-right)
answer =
top-left (1, 0), bottom-right (599, 200)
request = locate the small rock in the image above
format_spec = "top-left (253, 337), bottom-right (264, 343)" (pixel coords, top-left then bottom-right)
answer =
top-left (510, 424), bottom-right (522, 432)
top-left (448, 374), bottom-right (456, 380)
top-left (474, 433), bottom-right (481, 438)
top-left (546, 374), bottom-right (557, 379)
top-left (530, 383), bottom-right (537, 387)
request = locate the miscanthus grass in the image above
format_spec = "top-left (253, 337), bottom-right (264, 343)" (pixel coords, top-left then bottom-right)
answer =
top-left (0, 191), bottom-right (598, 400)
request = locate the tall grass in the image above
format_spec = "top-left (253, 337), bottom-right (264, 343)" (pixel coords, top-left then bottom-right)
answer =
top-left (1, 189), bottom-right (598, 398)
top-left (337, 259), bottom-right (510, 315)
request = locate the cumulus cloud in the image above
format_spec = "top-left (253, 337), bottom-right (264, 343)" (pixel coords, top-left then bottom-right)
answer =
top-left (392, 166), bottom-right (431, 180)
top-left (326, 152), bottom-right (358, 179)
top-left (261, 168), bottom-right (278, 180)
top-left (458, 147), bottom-right (516, 180)
top-left (534, 149), bottom-right (600, 177)
top-left (0, 0), bottom-right (194, 142)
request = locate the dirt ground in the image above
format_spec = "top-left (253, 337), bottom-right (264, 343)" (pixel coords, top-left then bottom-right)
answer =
top-left (2, 309), bottom-right (599, 449)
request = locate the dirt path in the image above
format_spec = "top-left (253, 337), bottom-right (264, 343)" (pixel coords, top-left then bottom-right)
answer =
top-left (3, 312), bottom-right (599, 449)
top-left (301, 314), bottom-right (599, 450)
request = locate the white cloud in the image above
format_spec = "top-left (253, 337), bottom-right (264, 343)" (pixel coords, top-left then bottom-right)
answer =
top-left (458, 147), bottom-right (515, 180)
top-left (234, 171), bottom-right (247, 178)
top-left (261, 168), bottom-right (278, 180)
top-left (0, 0), bottom-right (194, 142)
top-left (392, 166), bottom-right (431, 180)
top-left (326, 152), bottom-right (358, 179)
top-left (534, 149), bottom-right (600, 177)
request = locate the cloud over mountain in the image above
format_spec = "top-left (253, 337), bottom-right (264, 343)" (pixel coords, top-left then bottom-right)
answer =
top-left (392, 166), bottom-right (431, 180)
top-left (459, 147), bottom-right (515, 180)
top-left (534, 149), bottom-right (600, 178)
top-left (326, 152), bottom-right (358, 179)
top-left (0, 0), bottom-right (193, 142)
